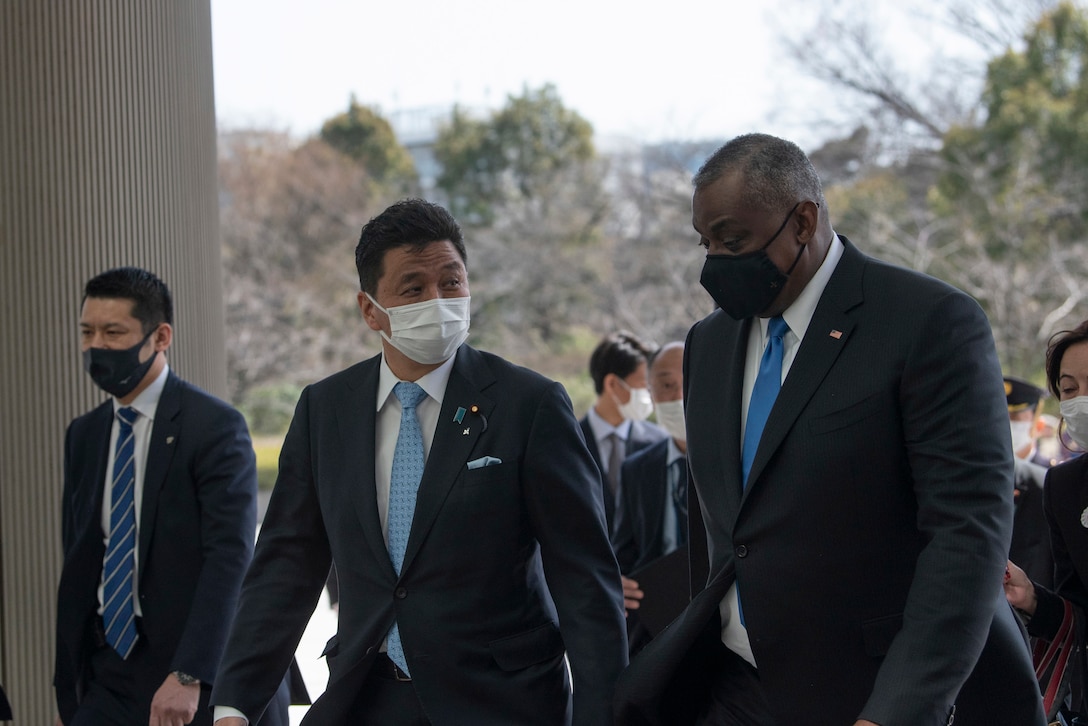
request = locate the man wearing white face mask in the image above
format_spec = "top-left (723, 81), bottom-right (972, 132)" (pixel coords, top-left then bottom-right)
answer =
top-left (211, 199), bottom-right (627, 726)
top-left (612, 342), bottom-right (690, 656)
top-left (579, 331), bottom-right (668, 536)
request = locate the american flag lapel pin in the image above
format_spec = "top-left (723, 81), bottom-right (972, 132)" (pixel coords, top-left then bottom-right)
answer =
top-left (829, 330), bottom-right (843, 340)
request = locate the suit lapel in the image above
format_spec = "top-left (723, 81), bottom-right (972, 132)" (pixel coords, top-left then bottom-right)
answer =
top-left (743, 239), bottom-right (865, 498)
top-left (336, 356), bottom-right (395, 577)
top-left (400, 346), bottom-right (494, 575)
top-left (138, 374), bottom-right (181, 581)
top-left (704, 315), bottom-right (749, 516)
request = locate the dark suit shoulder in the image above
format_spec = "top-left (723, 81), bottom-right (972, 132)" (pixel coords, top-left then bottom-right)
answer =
top-left (622, 437), bottom-right (669, 473)
top-left (1045, 454), bottom-right (1088, 496)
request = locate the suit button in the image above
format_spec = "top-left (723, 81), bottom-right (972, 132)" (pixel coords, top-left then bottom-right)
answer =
top-left (735, 545), bottom-right (749, 558)
top-left (395, 587), bottom-right (407, 599)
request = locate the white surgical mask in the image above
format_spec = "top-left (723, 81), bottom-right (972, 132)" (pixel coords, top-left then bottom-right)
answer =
top-left (366, 293), bottom-right (470, 365)
top-left (1010, 420), bottom-right (1034, 454)
top-left (615, 379), bottom-right (654, 423)
top-left (654, 399), bottom-right (686, 443)
top-left (1060, 396), bottom-right (1088, 451)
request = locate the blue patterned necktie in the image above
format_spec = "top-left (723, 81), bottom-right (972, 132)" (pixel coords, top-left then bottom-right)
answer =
top-left (386, 381), bottom-right (427, 676)
top-left (741, 316), bottom-right (789, 487)
top-left (103, 406), bottom-right (140, 658)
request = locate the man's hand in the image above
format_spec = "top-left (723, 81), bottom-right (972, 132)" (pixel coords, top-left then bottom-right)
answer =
top-left (1003, 559), bottom-right (1037, 614)
top-left (214, 719), bottom-right (247, 726)
top-left (622, 575), bottom-right (643, 613)
top-left (149, 673), bottom-right (200, 726)
top-left (854, 721), bottom-right (880, 725)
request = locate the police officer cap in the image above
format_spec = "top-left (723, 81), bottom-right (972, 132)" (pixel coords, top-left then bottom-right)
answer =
top-left (1004, 375), bottom-right (1046, 413)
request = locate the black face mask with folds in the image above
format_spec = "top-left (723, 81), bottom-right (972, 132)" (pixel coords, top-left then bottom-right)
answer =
top-left (82, 329), bottom-right (156, 398)
top-left (699, 204), bottom-right (803, 320)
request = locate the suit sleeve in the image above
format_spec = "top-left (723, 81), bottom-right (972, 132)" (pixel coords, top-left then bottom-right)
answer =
top-left (859, 290), bottom-right (1016, 724)
top-left (171, 401), bottom-right (259, 684)
top-left (210, 385), bottom-right (331, 721)
top-left (54, 422), bottom-right (82, 721)
top-left (522, 381), bottom-right (628, 726)
top-left (611, 458), bottom-right (640, 574)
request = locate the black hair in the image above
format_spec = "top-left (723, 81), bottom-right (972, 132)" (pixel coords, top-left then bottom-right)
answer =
top-left (1045, 320), bottom-right (1088, 398)
top-left (589, 331), bottom-right (657, 394)
top-left (355, 198), bottom-right (467, 294)
top-left (693, 133), bottom-right (825, 215)
top-left (83, 266), bottom-right (173, 334)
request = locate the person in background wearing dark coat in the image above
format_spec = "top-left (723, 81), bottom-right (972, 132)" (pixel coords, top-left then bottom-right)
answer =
top-left (1006, 320), bottom-right (1088, 722)
top-left (54, 267), bottom-right (289, 726)
top-left (1006, 375), bottom-right (1056, 589)
top-left (579, 331), bottom-right (668, 535)
top-left (613, 341), bottom-right (689, 656)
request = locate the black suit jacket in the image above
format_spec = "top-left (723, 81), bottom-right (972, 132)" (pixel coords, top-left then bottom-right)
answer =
top-left (54, 372), bottom-right (262, 724)
top-left (1029, 454), bottom-right (1088, 715)
top-left (1011, 458), bottom-right (1054, 588)
top-left (212, 345), bottom-right (628, 726)
top-left (579, 416), bottom-right (668, 532)
top-left (613, 438), bottom-right (682, 574)
top-left (615, 238), bottom-right (1044, 725)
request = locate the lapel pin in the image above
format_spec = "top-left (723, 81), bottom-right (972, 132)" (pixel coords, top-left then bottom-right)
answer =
top-left (166, 436), bottom-right (175, 444)
top-left (470, 404), bottom-right (488, 433)
top-left (453, 406), bottom-right (467, 424)
top-left (1080, 506), bottom-right (1088, 529)
top-left (829, 330), bottom-right (843, 339)
top-left (462, 428), bottom-right (471, 435)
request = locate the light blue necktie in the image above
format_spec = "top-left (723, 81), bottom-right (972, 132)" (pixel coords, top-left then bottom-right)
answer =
top-left (741, 316), bottom-right (789, 487)
top-left (386, 381), bottom-right (427, 676)
top-left (103, 406), bottom-right (139, 659)
top-left (737, 316), bottom-right (787, 627)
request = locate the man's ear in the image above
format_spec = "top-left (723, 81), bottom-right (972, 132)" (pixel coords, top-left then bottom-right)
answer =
top-left (795, 199), bottom-right (821, 244)
top-left (152, 323), bottom-right (173, 352)
top-left (358, 291), bottom-right (384, 332)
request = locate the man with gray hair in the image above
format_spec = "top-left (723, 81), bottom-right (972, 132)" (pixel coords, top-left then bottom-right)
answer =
top-left (615, 133), bottom-right (1044, 725)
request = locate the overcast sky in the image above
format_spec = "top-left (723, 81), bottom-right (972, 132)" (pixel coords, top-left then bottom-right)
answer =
top-left (209, 0), bottom-right (992, 149)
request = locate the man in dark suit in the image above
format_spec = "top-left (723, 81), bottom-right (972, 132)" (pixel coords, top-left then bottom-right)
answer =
top-left (55, 267), bottom-right (289, 725)
top-left (612, 341), bottom-right (689, 656)
top-left (579, 331), bottom-right (668, 534)
top-left (614, 134), bottom-right (1044, 725)
top-left (211, 199), bottom-right (627, 725)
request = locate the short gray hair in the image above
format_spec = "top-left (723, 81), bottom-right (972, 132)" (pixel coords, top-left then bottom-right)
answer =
top-left (693, 133), bottom-right (825, 215)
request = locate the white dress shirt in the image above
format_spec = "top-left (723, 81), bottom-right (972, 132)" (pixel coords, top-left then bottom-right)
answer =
top-left (97, 364), bottom-right (169, 618)
top-left (720, 233), bottom-right (844, 667)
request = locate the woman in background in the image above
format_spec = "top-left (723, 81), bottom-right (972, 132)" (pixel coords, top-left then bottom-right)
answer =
top-left (1006, 320), bottom-right (1088, 722)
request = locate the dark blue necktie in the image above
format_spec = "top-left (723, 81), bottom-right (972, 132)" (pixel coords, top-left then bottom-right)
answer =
top-left (386, 381), bottom-right (427, 676)
top-left (103, 406), bottom-right (139, 658)
top-left (741, 316), bottom-right (789, 487)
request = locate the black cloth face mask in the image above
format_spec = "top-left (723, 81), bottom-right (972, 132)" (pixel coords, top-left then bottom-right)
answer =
top-left (699, 203), bottom-right (804, 320)
top-left (82, 328), bottom-right (157, 398)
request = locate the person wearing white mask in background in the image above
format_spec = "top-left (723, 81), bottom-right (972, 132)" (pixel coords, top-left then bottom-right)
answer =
top-left (211, 199), bottom-right (627, 726)
top-left (1004, 375), bottom-right (1055, 589)
top-left (613, 341), bottom-right (690, 656)
top-left (1006, 320), bottom-right (1088, 723)
top-left (579, 331), bottom-right (668, 537)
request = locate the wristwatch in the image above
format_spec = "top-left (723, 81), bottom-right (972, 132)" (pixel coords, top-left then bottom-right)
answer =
top-left (172, 670), bottom-right (199, 686)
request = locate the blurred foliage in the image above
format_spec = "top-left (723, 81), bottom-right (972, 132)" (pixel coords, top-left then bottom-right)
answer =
top-left (251, 435), bottom-right (283, 491)
top-left (320, 97), bottom-right (419, 192)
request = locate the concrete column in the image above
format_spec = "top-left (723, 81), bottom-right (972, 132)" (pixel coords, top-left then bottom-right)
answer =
top-left (0, 1), bottom-right (224, 721)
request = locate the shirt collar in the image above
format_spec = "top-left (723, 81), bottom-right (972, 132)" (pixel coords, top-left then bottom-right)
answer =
top-left (761, 231), bottom-right (844, 343)
top-left (114, 363), bottom-right (169, 420)
top-left (377, 353), bottom-right (456, 411)
top-left (586, 405), bottom-right (632, 442)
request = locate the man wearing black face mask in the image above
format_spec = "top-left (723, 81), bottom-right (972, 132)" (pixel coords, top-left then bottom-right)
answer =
top-left (615, 134), bottom-right (1045, 726)
top-left (55, 267), bottom-right (291, 726)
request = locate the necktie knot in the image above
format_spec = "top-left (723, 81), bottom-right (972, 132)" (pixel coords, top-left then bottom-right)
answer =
top-left (394, 381), bottom-right (426, 410)
top-left (116, 406), bottom-right (139, 428)
top-left (767, 315), bottom-right (789, 342)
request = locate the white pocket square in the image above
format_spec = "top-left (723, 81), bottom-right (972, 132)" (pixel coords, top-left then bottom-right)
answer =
top-left (467, 456), bottom-right (502, 470)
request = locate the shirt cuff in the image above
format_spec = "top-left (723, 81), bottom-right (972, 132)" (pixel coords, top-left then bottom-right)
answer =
top-left (213, 705), bottom-right (249, 724)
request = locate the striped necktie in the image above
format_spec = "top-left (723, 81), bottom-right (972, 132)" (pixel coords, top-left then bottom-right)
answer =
top-left (386, 382), bottom-right (427, 676)
top-left (103, 406), bottom-right (140, 658)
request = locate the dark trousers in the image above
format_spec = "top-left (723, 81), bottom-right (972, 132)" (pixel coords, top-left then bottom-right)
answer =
top-left (695, 643), bottom-right (774, 726)
top-left (348, 654), bottom-right (431, 725)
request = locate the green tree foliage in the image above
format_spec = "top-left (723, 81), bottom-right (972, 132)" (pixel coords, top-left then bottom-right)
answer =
top-left (932, 1), bottom-right (1088, 371)
top-left (434, 84), bottom-right (596, 225)
top-left (320, 97), bottom-right (418, 190)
